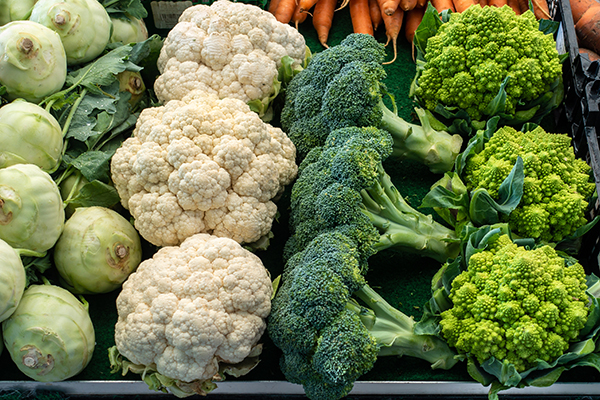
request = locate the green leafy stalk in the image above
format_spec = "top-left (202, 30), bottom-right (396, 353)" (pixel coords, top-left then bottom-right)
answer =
top-left (351, 284), bottom-right (458, 369)
top-left (360, 163), bottom-right (460, 262)
top-left (380, 106), bottom-right (463, 174)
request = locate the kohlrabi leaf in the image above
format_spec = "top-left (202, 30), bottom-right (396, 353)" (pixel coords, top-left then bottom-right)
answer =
top-left (63, 180), bottom-right (121, 209)
top-left (64, 150), bottom-right (116, 183)
top-left (101, 0), bottom-right (148, 19)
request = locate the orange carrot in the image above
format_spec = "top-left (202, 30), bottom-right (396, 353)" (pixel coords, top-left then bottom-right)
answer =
top-left (369, 0), bottom-right (384, 30)
top-left (417, 0), bottom-right (428, 7)
top-left (431, 0), bottom-right (455, 12)
top-left (291, 1), bottom-right (309, 28)
top-left (377, 0), bottom-right (402, 15)
top-left (452, 0), bottom-right (475, 12)
top-left (404, 5), bottom-right (426, 44)
top-left (530, 0), bottom-right (551, 19)
top-left (488, 0), bottom-right (507, 6)
top-left (274, 0), bottom-right (297, 23)
top-left (382, 6), bottom-right (404, 64)
top-left (576, 5), bottom-right (600, 55)
top-left (297, 0), bottom-right (320, 12)
top-left (571, 0), bottom-right (600, 23)
top-left (506, 0), bottom-right (521, 13)
top-left (268, 0), bottom-right (281, 14)
top-left (313, 0), bottom-right (337, 47)
top-left (350, 0), bottom-right (374, 34)
top-left (478, 0), bottom-right (488, 6)
top-left (400, 0), bottom-right (418, 10)
top-left (516, 0), bottom-right (529, 13)
top-left (580, 47), bottom-right (600, 62)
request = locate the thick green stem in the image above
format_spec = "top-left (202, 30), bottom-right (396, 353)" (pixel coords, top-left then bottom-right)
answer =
top-left (360, 165), bottom-right (460, 262)
top-left (379, 103), bottom-right (463, 174)
top-left (351, 284), bottom-right (458, 370)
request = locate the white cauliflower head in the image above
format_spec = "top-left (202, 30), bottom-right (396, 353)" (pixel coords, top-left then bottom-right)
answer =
top-left (110, 90), bottom-right (297, 247)
top-left (154, 0), bottom-right (306, 105)
top-left (113, 233), bottom-right (273, 384)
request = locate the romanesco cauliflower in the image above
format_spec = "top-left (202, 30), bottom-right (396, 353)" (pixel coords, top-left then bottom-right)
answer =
top-left (413, 5), bottom-right (562, 122)
top-left (464, 125), bottom-right (596, 242)
top-left (440, 234), bottom-right (590, 373)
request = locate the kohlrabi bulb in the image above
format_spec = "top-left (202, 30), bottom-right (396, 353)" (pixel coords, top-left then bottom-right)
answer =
top-left (110, 14), bottom-right (148, 44)
top-left (1, 283), bottom-right (95, 382)
top-left (0, 20), bottom-right (67, 102)
top-left (0, 238), bottom-right (26, 323)
top-left (29, 0), bottom-right (112, 65)
top-left (0, 99), bottom-right (63, 172)
top-left (0, 164), bottom-right (65, 253)
top-left (0, 0), bottom-right (40, 25)
top-left (54, 206), bottom-right (142, 294)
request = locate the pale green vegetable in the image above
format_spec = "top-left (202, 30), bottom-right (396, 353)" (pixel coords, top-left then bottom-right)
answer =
top-left (54, 206), bottom-right (142, 294)
top-left (117, 70), bottom-right (146, 107)
top-left (0, 164), bottom-right (65, 253)
top-left (29, 0), bottom-right (112, 65)
top-left (110, 14), bottom-right (148, 44)
top-left (0, 0), bottom-right (39, 25)
top-left (0, 99), bottom-right (63, 172)
top-left (59, 171), bottom-right (88, 218)
top-left (0, 239), bottom-right (25, 323)
top-left (0, 20), bottom-right (67, 102)
top-left (2, 283), bottom-right (95, 382)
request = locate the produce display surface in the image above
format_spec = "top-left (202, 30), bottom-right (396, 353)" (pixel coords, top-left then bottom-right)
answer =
top-left (1, 0), bottom-right (600, 398)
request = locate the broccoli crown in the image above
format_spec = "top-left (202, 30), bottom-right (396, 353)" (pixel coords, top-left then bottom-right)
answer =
top-left (464, 125), bottom-right (596, 242)
top-left (281, 33), bottom-right (463, 173)
top-left (280, 34), bottom-right (387, 159)
top-left (286, 125), bottom-right (459, 264)
top-left (269, 230), bottom-right (457, 400)
top-left (439, 234), bottom-right (590, 372)
top-left (414, 5), bottom-right (562, 121)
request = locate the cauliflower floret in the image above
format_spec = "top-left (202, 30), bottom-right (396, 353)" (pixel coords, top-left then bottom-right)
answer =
top-left (111, 90), bottom-right (297, 247)
top-left (154, 0), bottom-right (306, 106)
top-left (114, 233), bottom-right (273, 385)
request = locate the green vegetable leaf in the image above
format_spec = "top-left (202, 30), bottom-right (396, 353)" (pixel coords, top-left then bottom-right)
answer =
top-left (66, 44), bottom-right (141, 94)
top-left (65, 150), bottom-right (116, 183)
top-left (101, 0), bottom-right (148, 19)
top-left (468, 156), bottom-right (524, 226)
top-left (63, 180), bottom-right (121, 209)
top-left (412, 2), bottom-right (442, 58)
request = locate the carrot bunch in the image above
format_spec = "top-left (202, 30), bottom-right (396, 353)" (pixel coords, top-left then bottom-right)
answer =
top-left (268, 0), bottom-right (556, 65)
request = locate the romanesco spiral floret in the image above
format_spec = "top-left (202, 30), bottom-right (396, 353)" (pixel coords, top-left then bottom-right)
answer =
top-left (414, 4), bottom-right (562, 121)
top-left (440, 234), bottom-right (591, 372)
top-left (465, 125), bottom-right (595, 242)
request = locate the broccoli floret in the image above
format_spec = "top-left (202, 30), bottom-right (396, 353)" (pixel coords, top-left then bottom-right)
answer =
top-left (439, 234), bottom-right (590, 371)
top-left (287, 126), bottom-right (460, 263)
top-left (413, 4), bottom-right (562, 122)
top-left (269, 231), bottom-right (458, 400)
top-left (463, 125), bottom-right (596, 242)
top-left (281, 33), bottom-right (463, 174)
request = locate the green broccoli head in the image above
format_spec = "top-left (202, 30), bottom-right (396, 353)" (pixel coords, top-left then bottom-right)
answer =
top-left (269, 229), bottom-right (458, 400)
top-left (464, 125), bottom-right (596, 242)
top-left (281, 33), bottom-right (462, 173)
top-left (413, 4), bottom-right (562, 122)
top-left (439, 234), bottom-right (590, 371)
top-left (287, 126), bottom-right (459, 263)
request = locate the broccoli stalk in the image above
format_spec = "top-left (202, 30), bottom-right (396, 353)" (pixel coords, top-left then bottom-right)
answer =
top-left (349, 284), bottom-right (457, 369)
top-left (379, 106), bottom-right (463, 174)
top-left (360, 162), bottom-right (459, 262)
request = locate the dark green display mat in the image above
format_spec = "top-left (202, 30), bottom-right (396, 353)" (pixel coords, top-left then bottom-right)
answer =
top-left (2, 1), bottom-right (600, 397)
